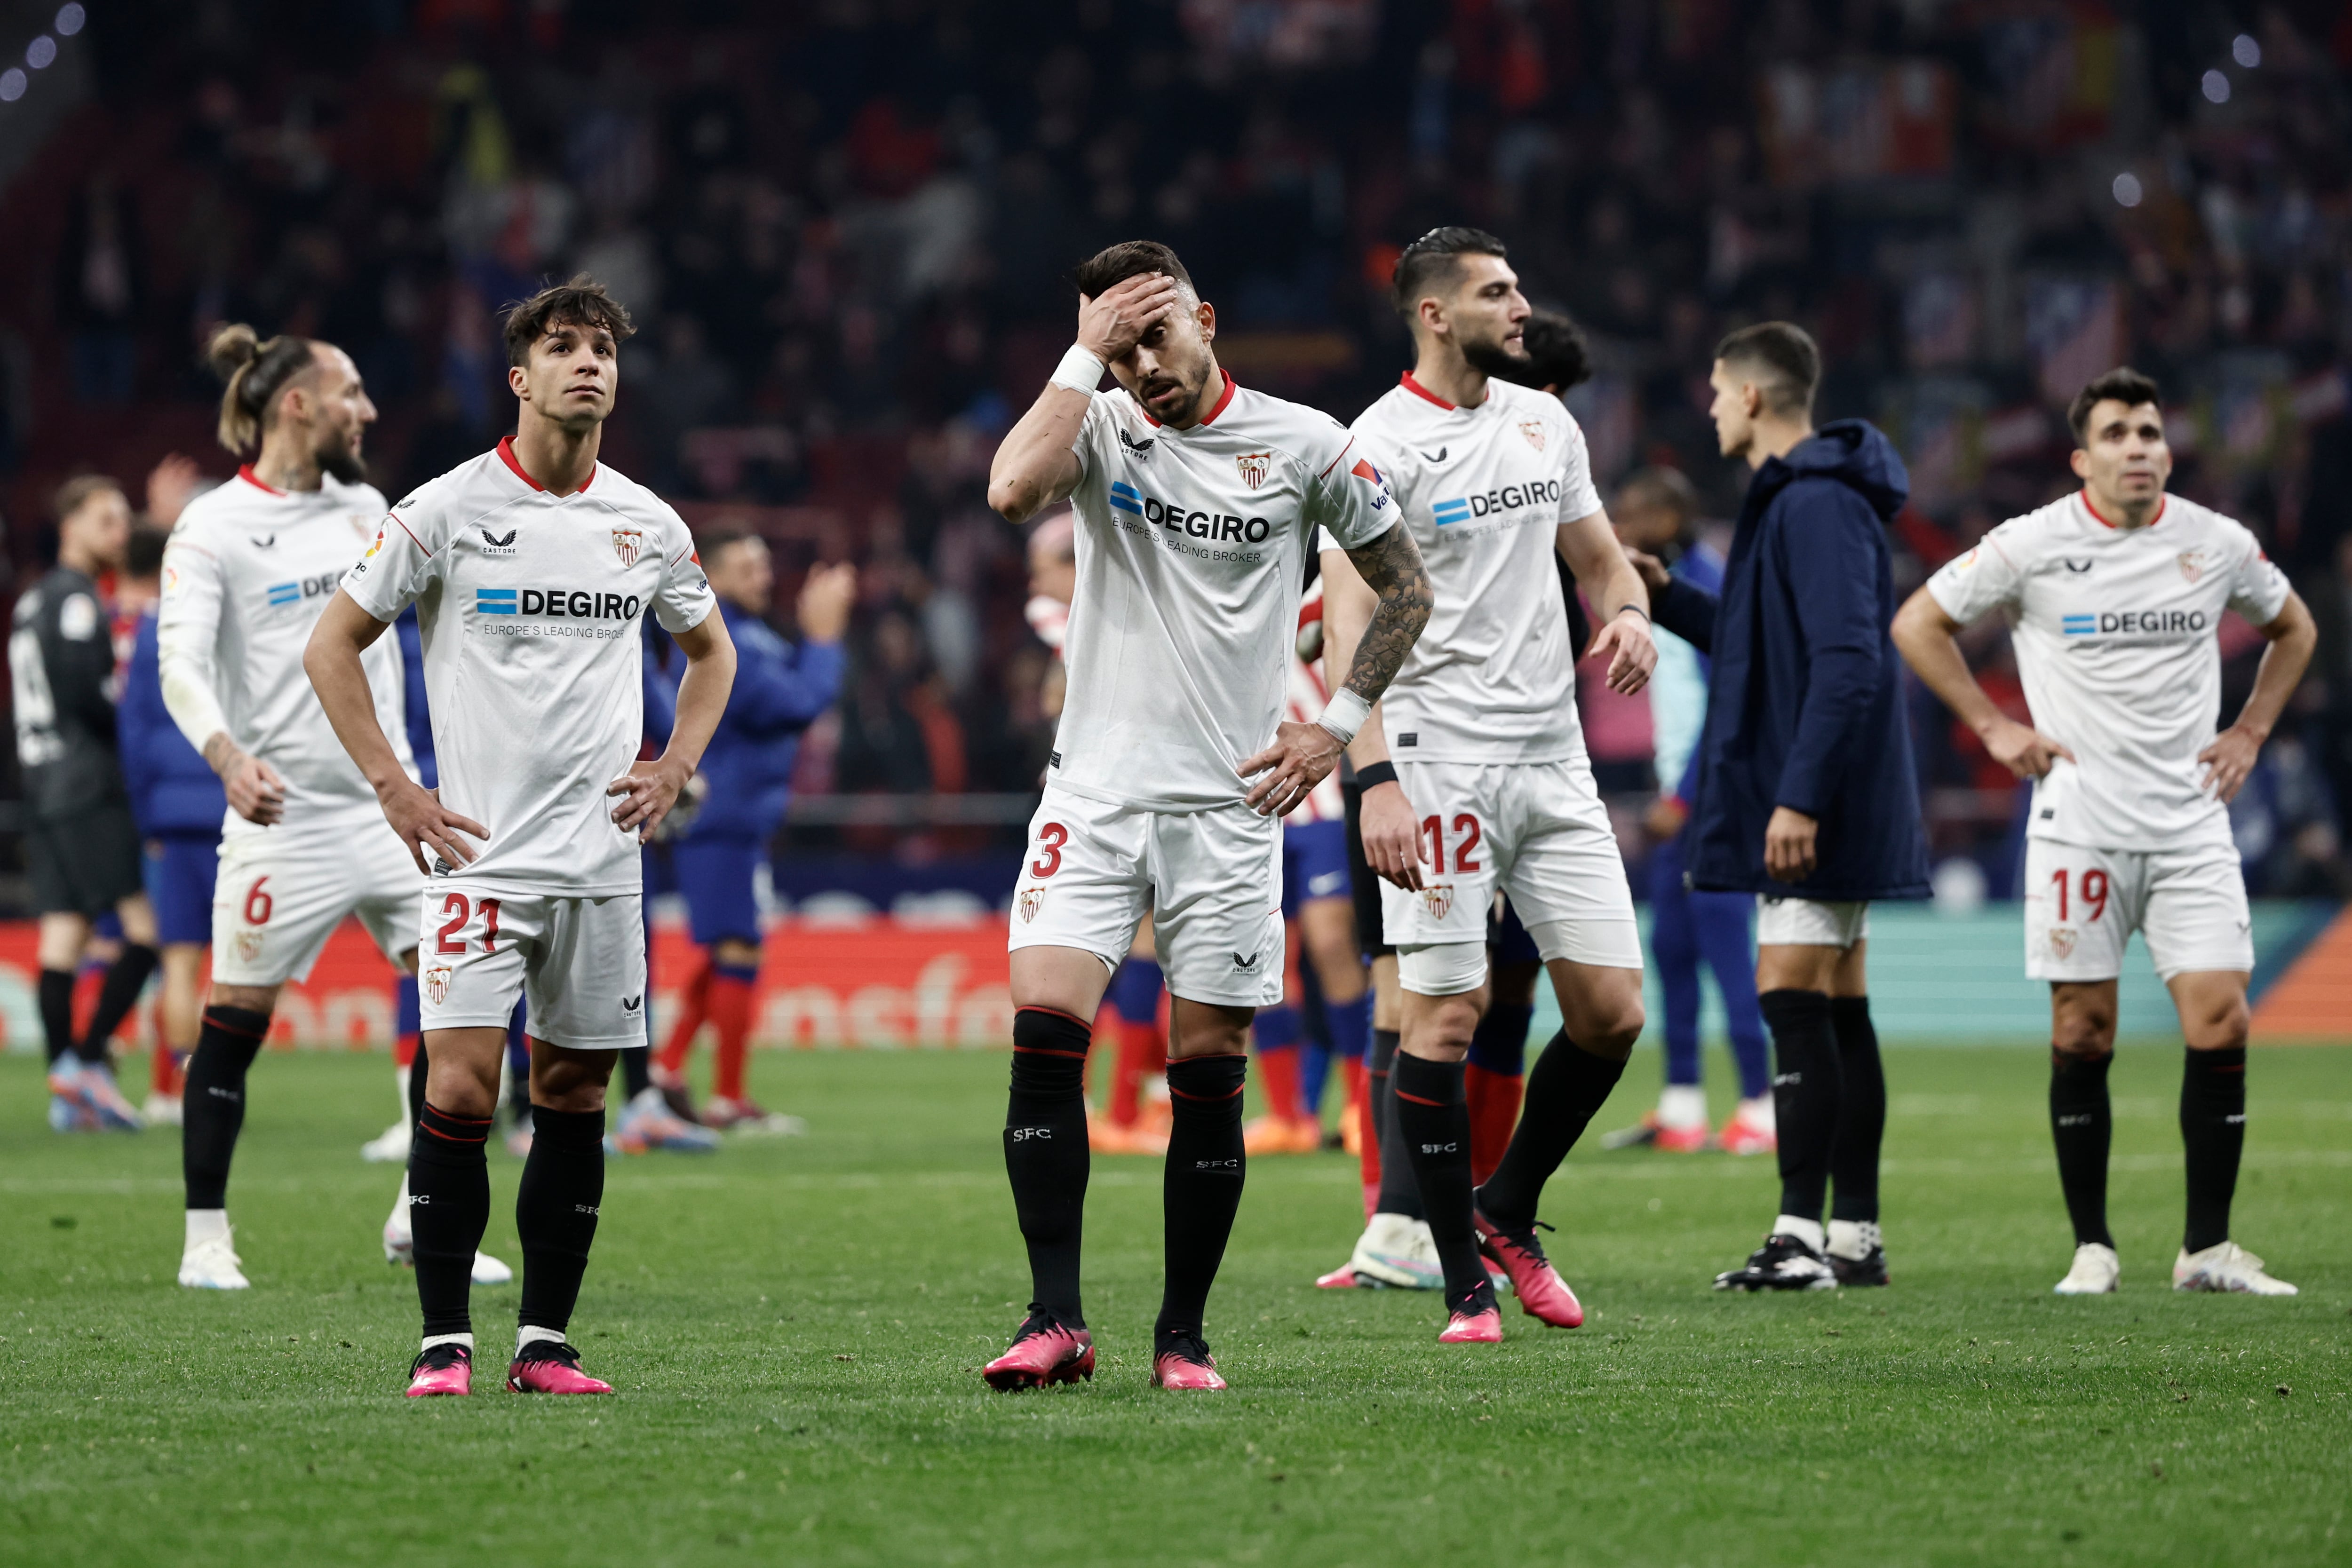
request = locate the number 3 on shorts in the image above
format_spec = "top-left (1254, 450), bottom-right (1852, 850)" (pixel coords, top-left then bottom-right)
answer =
top-left (1030, 822), bottom-right (1068, 879)
top-left (434, 892), bottom-right (503, 954)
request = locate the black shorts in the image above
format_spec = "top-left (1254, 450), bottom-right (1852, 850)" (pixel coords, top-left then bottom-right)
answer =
top-left (25, 803), bottom-right (144, 919)
top-left (1340, 781), bottom-right (1391, 958)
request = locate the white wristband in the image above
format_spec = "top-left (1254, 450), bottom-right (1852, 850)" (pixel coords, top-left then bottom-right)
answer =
top-left (1049, 344), bottom-right (1106, 394)
top-left (1316, 689), bottom-right (1373, 745)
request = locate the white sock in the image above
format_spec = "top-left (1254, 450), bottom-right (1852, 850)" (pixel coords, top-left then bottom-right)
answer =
top-left (184, 1209), bottom-right (230, 1248)
top-left (1658, 1084), bottom-right (1707, 1130)
top-left (517, 1325), bottom-right (566, 1354)
top-left (421, 1332), bottom-right (475, 1353)
top-left (1736, 1093), bottom-right (1776, 1132)
top-left (1827, 1218), bottom-right (1880, 1260)
top-left (386, 1176), bottom-right (411, 1234)
top-left (1774, 1214), bottom-right (1825, 1251)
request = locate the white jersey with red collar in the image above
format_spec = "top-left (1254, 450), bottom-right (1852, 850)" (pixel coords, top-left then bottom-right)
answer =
top-left (1925, 488), bottom-right (2291, 852)
top-left (1282, 578), bottom-right (1342, 823)
top-left (342, 438), bottom-right (716, 896)
top-left (1053, 370), bottom-right (1396, 812)
top-left (158, 465), bottom-right (415, 838)
top-left (1325, 372), bottom-right (1603, 766)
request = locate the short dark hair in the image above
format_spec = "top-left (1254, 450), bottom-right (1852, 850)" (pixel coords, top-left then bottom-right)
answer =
top-left (2068, 366), bottom-right (2162, 442)
top-left (1615, 466), bottom-right (1700, 522)
top-left (1515, 310), bottom-right (1591, 392)
top-left (54, 474), bottom-right (124, 523)
top-left (503, 274), bottom-right (636, 368)
top-left (694, 527), bottom-right (757, 564)
top-left (1714, 321), bottom-right (1820, 417)
top-left (126, 523), bottom-right (170, 581)
top-left (1391, 227), bottom-right (1509, 319)
top-left (1073, 240), bottom-right (1195, 301)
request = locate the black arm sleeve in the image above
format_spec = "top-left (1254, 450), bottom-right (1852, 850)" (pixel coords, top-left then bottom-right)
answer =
top-left (1652, 577), bottom-right (1718, 655)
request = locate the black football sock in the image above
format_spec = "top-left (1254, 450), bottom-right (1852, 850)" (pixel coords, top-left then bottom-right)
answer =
top-left (182, 1006), bottom-right (271, 1210)
top-left (1760, 990), bottom-right (1840, 1226)
top-left (1474, 1030), bottom-right (1628, 1230)
top-left (77, 943), bottom-right (160, 1066)
top-left (38, 968), bottom-right (75, 1067)
top-left (1004, 1007), bottom-right (1092, 1327)
top-left (407, 1037), bottom-right (430, 1126)
top-left (617, 1045), bottom-right (652, 1101)
top-left (1155, 1053), bottom-right (1248, 1347)
top-left (2049, 1049), bottom-right (2114, 1249)
top-left (2180, 1046), bottom-right (2247, 1254)
top-left (1392, 1053), bottom-right (1485, 1299)
top-left (1370, 1028), bottom-right (1425, 1220)
top-left (516, 1106), bottom-right (605, 1338)
top-left (409, 1102), bottom-right (493, 1338)
top-left (1827, 996), bottom-right (1885, 1225)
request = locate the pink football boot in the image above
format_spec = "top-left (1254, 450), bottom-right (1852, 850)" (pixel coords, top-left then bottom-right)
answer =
top-left (405, 1344), bottom-right (472, 1397)
top-left (506, 1341), bottom-right (614, 1394)
top-left (1473, 1208), bottom-right (1585, 1329)
top-left (982, 1313), bottom-right (1096, 1391)
top-left (1150, 1335), bottom-right (1227, 1390)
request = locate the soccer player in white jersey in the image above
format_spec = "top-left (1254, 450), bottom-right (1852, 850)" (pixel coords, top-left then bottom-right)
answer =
top-left (307, 277), bottom-right (736, 1396)
top-left (982, 241), bottom-right (1430, 1391)
top-left (1321, 228), bottom-right (1655, 1344)
top-left (1894, 367), bottom-right (2316, 1297)
top-left (161, 325), bottom-right (508, 1291)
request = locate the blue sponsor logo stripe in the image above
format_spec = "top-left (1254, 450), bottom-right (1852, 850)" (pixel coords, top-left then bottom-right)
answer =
top-left (266, 582), bottom-right (300, 605)
top-left (1108, 480), bottom-right (1144, 515)
top-left (2062, 614), bottom-right (2096, 635)
top-left (475, 589), bottom-right (519, 616)
top-left (1431, 497), bottom-right (1471, 525)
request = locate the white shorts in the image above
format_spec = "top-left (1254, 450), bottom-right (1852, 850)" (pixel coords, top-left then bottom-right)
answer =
top-left (1378, 757), bottom-right (1643, 995)
top-left (211, 820), bottom-right (423, 987)
top-left (1009, 786), bottom-right (1284, 1007)
top-left (2023, 838), bottom-right (2251, 982)
top-left (416, 887), bottom-right (650, 1049)
top-left (1756, 896), bottom-right (1870, 950)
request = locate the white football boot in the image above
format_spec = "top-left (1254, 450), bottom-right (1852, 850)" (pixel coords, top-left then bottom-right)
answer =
top-left (2174, 1240), bottom-right (2297, 1295)
top-left (1348, 1212), bottom-right (1445, 1290)
top-left (178, 1212), bottom-right (249, 1290)
top-left (2053, 1242), bottom-right (2120, 1295)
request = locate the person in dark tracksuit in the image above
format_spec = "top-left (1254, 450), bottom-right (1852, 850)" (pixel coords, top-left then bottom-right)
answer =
top-left (118, 522), bottom-right (227, 1126)
top-left (11, 475), bottom-right (160, 1130)
top-left (1638, 323), bottom-right (1929, 1291)
top-left (651, 533), bottom-right (853, 1129)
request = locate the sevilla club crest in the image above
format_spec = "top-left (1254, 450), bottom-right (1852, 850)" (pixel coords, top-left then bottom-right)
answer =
top-left (1017, 888), bottom-right (1047, 924)
top-left (2177, 550), bottom-right (2206, 585)
top-left (1421, 884), bottom-right (1454, 921)
top-left (2048, 927), bottom-right (2077, 960)
top-left (612, 528), bottom-right (645, 568)
top-left (1519, 420), bottom-right (1547, 453)
top-left (424, 966), bottom-right (453, 1006)
top-left (1235, 451), bottom-right (1272, 489)
top-left (233, 930), bottom-right (264, 964)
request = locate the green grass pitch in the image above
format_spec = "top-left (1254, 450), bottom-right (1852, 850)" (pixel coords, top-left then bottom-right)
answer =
top-left (2, 1044), bottom-right (2346, 1567)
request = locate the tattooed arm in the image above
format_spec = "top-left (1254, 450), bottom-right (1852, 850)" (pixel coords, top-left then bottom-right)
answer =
top-left (1240, 521), bottom-right (1431, 818)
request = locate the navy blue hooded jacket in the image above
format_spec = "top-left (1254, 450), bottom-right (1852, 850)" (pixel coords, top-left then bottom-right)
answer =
top-left (117, 608), bottom-right (227, 836)
top-left (666, 599), bottom-right (846, 841)
top-left (1655, 420), bottom-right (1930, 902)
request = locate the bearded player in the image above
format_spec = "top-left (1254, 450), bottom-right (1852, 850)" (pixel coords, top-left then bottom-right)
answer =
top-left (1325, 228), bottom-right (1654, 1344)
top-left (1894, 367), bottom-right (2315, 1297)
top-left (983, 241), bottom-right (1430, 1391)
top-left (309, 277), bottom-right (736, 1396)
top-left (159, 326), bottom-right (507, 1291)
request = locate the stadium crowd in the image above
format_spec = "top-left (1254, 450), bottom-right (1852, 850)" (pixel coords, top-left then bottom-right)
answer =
top-left (1, 0), bottom-right (2350, 900)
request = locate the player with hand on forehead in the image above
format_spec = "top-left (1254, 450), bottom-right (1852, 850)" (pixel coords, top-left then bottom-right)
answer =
top-left (984, 241), bottom-right (1430, 1391)
top-left (1894, 367), bottom-right (2316, 1298)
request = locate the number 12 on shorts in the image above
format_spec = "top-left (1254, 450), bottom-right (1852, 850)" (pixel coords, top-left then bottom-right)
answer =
top-left (1419, 813), bottom-right (1482, 875)
top-left (436, 892), bottom-right (502, 954)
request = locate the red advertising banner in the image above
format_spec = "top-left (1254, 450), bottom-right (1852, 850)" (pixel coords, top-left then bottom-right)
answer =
top-left (0, 916), bottom-right (1014, 1053)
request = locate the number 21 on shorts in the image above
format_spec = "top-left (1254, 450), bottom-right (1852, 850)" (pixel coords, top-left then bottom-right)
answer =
top-left (435, 892), bottom-right (503, 953)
